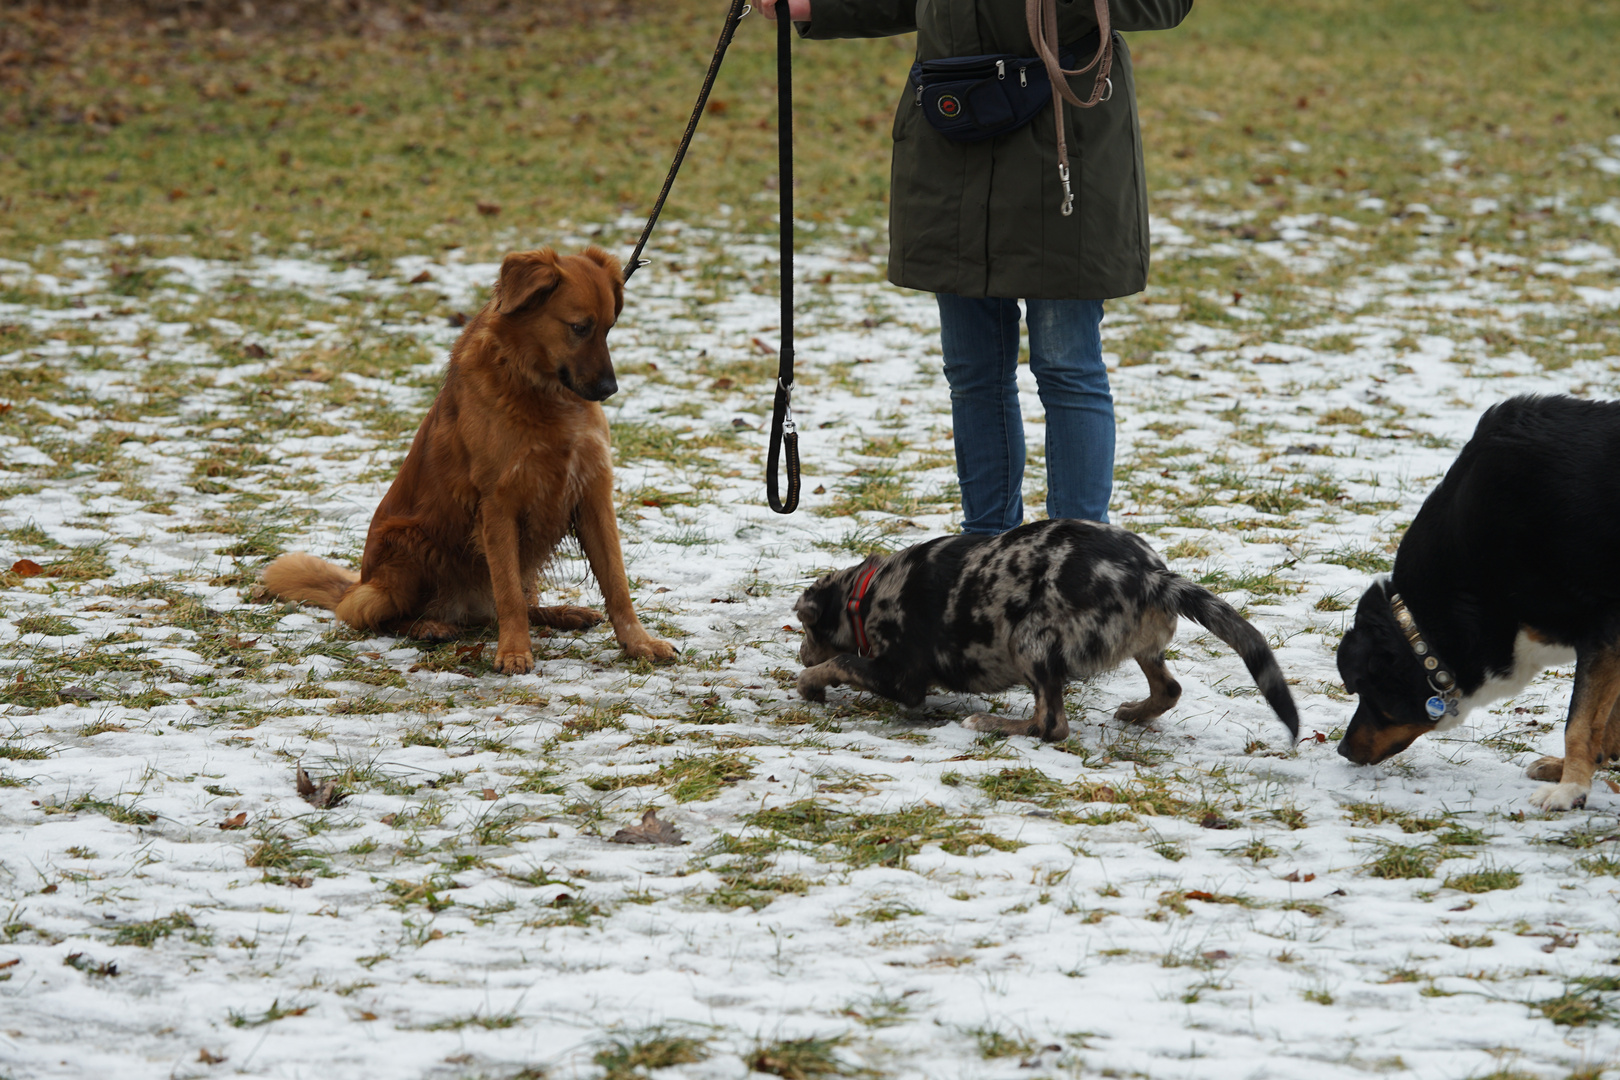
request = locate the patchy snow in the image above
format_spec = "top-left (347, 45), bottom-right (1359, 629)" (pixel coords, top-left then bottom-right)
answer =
top-left (0, 212), bottom-right (1618, 1080)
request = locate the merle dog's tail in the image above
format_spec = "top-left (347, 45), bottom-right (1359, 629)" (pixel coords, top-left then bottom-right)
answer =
top-left (1163, 574), bottom-right (1300, 740)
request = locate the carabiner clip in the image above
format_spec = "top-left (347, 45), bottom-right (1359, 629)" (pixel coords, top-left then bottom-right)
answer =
top-left (1058, 162), bottom-right (1074, 217)
top-left (778, 377), bottom-right (796, 434)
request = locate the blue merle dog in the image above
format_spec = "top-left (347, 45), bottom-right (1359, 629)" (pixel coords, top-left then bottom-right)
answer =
top-left (794, 519), bottom-right (1300, 742)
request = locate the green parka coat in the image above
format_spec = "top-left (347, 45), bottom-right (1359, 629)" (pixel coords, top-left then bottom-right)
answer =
top-left (799, 0), bottom-right (1192, 300)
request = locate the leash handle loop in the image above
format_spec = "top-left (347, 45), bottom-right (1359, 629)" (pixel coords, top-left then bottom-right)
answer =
top-left (766, 4), bottom-right (802, 515)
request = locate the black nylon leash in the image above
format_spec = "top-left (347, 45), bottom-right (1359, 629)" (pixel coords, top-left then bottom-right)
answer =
top-left (765, 4), bottom-right (801, 514)
top-left (622, 0), bottom-right (751, 285)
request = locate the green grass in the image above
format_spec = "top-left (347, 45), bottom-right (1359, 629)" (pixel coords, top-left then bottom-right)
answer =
top-left (112, 912), bottom-right (196, 948)
top-left (4, 0), bottom-right (1613, 274)
top-left (749, 1035), bottom-right (875, 1080)
top-left (593, 1027), bottom-right (710, 1079)
top-left (746, 800), bottom-right (1021, 870)
top-left (1362, 842), bottom-right (1441, 880)
top-left (1443, 863), bottom-right (1521, 893)
top-left (47, 793), bottom-right (157, 826)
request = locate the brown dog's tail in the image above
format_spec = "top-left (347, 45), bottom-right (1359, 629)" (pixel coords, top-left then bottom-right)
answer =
top-left (1163, 574), bottom-right (1300, 741)
top-left (260, 552), bottom-right (358, 611)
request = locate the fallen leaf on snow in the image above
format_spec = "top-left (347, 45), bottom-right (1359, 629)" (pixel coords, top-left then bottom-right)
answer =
top-left (11, 559), bottom-right (41, 577)
top-left (218, 812), bottom-right (248, 831)
top-left (197, 1049), bottom-right (227, 1064)
top-left (610, 808), bottom-right (684, 846)
top-left (296, 766), bottom-right (345, 809)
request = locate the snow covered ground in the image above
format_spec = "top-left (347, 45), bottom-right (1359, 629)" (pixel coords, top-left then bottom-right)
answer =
top-left (1, 206), bottom-right (1619, 1080)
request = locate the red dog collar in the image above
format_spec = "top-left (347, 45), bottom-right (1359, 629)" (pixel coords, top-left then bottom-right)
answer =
top-left (846, 564), bottom-right (879, 657)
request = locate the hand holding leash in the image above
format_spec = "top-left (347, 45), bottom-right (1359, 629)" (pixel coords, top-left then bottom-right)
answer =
top-left (758, 0), bottom-right (812, 20)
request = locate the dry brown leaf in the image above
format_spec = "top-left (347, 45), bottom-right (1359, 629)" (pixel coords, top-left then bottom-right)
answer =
top-left (409, 270), bottom-right (433, 284)
top-left (610, 808), bottom-right (684, 846)
top-left (11, 559), bottom-right (42, 577)
top-left (218, 812), bottom-right (247, 831)
top-left (481, 788), bottom-right (497, 801)
top-left (197, 1049), bottom-right (227, 1064)
top-left (296, 766), bottom-right (345, 809)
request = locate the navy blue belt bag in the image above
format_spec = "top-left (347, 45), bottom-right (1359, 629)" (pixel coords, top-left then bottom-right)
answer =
top-left (909, 42), bottom-right (1084, 143)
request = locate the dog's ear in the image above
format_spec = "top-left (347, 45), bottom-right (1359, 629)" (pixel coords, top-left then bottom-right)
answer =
top-left (1337, 627), bottom-right (1365, 695)
top-left (494, 249), bottom-right (561, 315)
top-left (581, 246), bottom-right (624, 319)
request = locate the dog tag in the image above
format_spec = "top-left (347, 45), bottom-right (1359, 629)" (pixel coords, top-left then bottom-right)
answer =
top-left (1425, 695), bottom-right (1447, 719)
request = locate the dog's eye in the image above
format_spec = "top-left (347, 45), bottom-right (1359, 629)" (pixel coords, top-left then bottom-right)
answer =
top-left (569, 320), bottom-right (592, 337)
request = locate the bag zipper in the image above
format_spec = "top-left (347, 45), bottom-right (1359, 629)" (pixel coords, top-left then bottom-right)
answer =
top-left (996, 59), bottom-right (1005, 80)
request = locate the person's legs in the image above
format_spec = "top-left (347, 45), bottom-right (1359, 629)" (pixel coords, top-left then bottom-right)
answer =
top-left (935, 293), bottom-right (1024, 534)
top-left (1025, 298), bottom-right (1113, 523)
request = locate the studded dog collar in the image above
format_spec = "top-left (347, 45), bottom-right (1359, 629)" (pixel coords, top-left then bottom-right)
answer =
top-left (1389, 591), bottom-right (1461, 720)
top-left (846, 564), bottom-right (880, 658)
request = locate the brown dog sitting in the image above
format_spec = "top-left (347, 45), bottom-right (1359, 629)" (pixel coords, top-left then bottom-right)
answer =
top-left (260, 246), bottom-right (675, 674)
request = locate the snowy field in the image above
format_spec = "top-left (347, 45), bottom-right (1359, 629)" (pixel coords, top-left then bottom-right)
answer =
top-left (2, 195), bottom-right (1620, 1080)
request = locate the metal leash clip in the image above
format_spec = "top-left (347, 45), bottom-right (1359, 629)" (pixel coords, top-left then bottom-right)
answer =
top-left (778, 377), bottom-right (796, 434)
top-left (1101, 77), bottom-right (1113, 102)
top-left (1058, 162), bottom-right (1074, 217)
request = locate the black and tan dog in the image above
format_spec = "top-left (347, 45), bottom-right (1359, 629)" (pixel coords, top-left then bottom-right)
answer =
top-left (1337, 395), bottom-right (1620, 810)
top-left (794, 519), bottom-right (1300, 742)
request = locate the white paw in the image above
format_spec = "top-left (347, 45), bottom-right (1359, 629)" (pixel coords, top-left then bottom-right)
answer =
top-left (1528, 781), bottom-right (1588, 812)
top-left (962, 712), bottom-right (997, 733)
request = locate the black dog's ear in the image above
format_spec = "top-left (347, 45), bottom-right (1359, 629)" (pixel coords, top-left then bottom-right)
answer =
top-left (794, 591), bottom-right (820, 624)
top-left (1337, 627), bottom-right (1365, 695)
top-left (494, 249), bottom-right (561, 315)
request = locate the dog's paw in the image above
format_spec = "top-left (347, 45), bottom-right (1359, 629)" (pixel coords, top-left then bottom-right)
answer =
top-left (1525, 755), bottom-right (1564, 782)
top-left (409, 618), bottom-right (460, 642)
top-left (1114, 699), bottom-right (1165, 725)
top-left (796, 672), bottom-right (828, 703)
top-left (623, 637), bottom-right (676, 662)
top-left (492, 647), bottom-right (534, 675)
top-left (963, 712), bottom-right (1033, 737)
top-left (530, 605), bottom-right (603, 630)
top-left (1528, 781), bottom-right (1588, 812)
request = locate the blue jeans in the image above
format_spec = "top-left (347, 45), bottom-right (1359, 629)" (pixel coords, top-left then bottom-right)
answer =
top-left (936, 294), bottom-right (1113, 533)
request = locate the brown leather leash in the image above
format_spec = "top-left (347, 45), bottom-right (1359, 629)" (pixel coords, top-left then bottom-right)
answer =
top-left (1026, 0), bottom-right (1114, 216)
top-left (623, 0), bottom-right (752, 283)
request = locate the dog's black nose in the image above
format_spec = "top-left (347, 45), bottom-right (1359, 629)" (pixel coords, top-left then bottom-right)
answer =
top-left (582, 373), bottom-right (618, 401)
